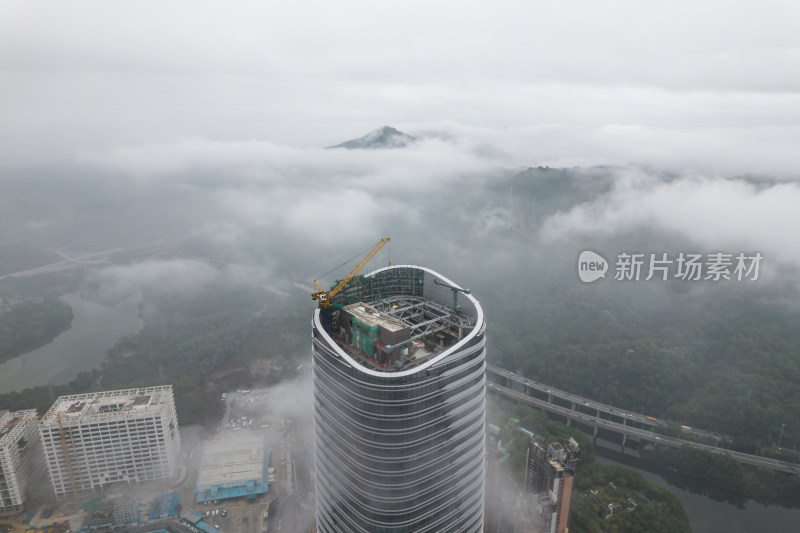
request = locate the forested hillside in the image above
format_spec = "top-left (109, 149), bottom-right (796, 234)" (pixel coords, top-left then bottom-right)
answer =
top-left (0, 298), bottom-right (73, 363)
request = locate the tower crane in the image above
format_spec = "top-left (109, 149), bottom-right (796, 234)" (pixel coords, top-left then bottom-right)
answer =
top-left (312, 237), bottom-right (390, 307)
top-left (433, 278), bottom-right (471, 312)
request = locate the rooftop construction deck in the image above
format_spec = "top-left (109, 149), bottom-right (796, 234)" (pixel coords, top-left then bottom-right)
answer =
top-left (0, 409), bottom-right (37, 448)
top-left (0, 409), bottom-right (24, 442)
top-left (42, 386), bottom-right (177, 423)
top-left (322, 266), bottom-right (478, 372)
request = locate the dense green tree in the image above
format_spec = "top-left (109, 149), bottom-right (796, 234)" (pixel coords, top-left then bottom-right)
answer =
top-left (0, 299), bottom-right (73, 363)
top-left (494, 404), bottom-right (691, 533)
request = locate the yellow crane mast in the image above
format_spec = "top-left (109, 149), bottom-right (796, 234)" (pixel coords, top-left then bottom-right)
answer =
top-left (56, 412), bottom-right (81, 510)
top-left (312, 237), bottom-right (390, 307)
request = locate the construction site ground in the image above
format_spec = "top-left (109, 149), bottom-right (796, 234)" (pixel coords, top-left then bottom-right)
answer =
top-left (1, 380), bottom-right (314, 533)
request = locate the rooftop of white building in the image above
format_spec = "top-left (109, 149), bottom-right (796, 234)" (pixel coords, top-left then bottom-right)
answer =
top-left (41, 386), bottom-right (175, 427)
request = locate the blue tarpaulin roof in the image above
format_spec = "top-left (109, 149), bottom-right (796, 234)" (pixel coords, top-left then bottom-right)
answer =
top-left (195, 433), bottom-right (269, 502)
top-left (196, 521), bottom-right (221, 533)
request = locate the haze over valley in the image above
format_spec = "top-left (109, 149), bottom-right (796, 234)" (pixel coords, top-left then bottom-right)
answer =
top-left (2, 2), bottom-right (799, 532)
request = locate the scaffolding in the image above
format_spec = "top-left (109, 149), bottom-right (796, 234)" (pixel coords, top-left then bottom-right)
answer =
top-left (40, 387), bottom-right (181, 501)
top-left (331, 267), bottom-right (425, 307)
top-left (322, 266), bottom-right (480, 372)
top-left (334, 299), bottom-right (472, 371)
top-left (351, 316), bottom-right (379, 357)
top-left (376, 296), bottom-right (473, 343)
top-left (0, 409), bottom-right (44, 515)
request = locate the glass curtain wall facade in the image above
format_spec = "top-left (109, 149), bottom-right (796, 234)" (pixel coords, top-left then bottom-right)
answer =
top-left (313, 265), bottom-right (486, 533)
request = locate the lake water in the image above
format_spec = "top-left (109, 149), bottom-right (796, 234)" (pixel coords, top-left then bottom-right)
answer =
top-left (0, 292), bottom-right (143, 393)
top-left (595, 445), bottom-right (800, 533)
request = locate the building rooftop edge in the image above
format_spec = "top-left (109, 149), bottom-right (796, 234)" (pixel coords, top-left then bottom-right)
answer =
top-left (0, 409), bottom-right (38, 445)
top-left (41, 386), bottom-right (175, 424)
top-left (314, 264), bottom-right (484, 378)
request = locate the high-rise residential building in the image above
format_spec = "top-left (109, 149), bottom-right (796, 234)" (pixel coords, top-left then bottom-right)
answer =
top-left (0, 409), bottom-right (44, 515)
top-left (40, 386), bottom-right (181, 499)
top-left (524, 439), bottom-right (578, 533)
top-left (312, 265), bottom-right (486, 533)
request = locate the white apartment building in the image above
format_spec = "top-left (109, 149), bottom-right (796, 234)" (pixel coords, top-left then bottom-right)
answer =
top-left (40, 386), bottom-right (181, 499)
top-left (0, 409), bottom-right (44, 515)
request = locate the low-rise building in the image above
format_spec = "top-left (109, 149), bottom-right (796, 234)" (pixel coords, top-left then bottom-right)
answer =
top-left (194, 432), bottom-right (269, 503)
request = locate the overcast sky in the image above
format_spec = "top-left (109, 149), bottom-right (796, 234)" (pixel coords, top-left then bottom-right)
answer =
top-left (1, 0), bottom-right (799, 173)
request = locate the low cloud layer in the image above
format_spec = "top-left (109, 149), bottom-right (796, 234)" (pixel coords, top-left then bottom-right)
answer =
top-left (75, 136), bottom-right (499, 256)
top-left (1, 1), bottom-right (799, 174)
top-left (541, 169), bottom-right (800, 270)
top-left (87, 259), bottom-right (221, 301)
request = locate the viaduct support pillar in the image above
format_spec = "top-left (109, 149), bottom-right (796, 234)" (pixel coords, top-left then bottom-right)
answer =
top-left (621, 433), bottom-right (627, 453)
top-left (593, 425), bottom-right (598, 445)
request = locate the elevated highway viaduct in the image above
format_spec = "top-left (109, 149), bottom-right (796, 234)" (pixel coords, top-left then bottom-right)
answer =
top-left (486, 364), bottom-right (799, 475)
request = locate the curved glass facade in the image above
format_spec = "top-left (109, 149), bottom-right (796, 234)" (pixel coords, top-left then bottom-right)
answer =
top-left (313, 266), bottom-right (486, 533)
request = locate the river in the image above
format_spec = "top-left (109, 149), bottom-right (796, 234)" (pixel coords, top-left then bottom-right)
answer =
top-left (0, 292), bottom-right (143, 393)
top-left (594, 443), bottom-right (800, 533)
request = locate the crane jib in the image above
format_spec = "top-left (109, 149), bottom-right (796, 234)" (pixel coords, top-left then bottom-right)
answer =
top-left (312, 237), bottom-right (390, 307)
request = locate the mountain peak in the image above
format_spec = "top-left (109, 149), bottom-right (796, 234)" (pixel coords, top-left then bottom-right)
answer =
top-left (328, 126), bottom-right (415, 150)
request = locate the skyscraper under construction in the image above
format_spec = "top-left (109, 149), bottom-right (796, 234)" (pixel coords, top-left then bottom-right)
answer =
top-left (0, 409), bottom-right (44, 515)
top-left (40, 386), bottom-right (181, 499)
top-left (312, 265), bottom-right (486, 532)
